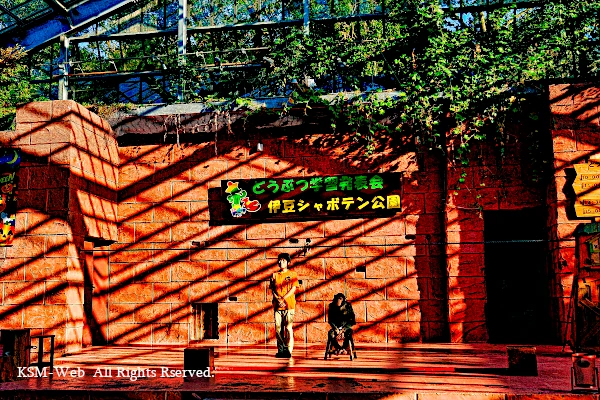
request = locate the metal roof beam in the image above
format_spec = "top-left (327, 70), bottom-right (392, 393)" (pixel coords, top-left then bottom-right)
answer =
top-left (69, 13), bottom-right (387, 43)
top-left (0, 0), bottom-right (138, 50)
top-left (0, 4), bottom-right (24, 27)
top-left (41, 0), bottom-right (73, 26)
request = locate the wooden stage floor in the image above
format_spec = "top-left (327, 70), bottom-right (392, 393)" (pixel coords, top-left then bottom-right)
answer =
top-left (0, 343), bottom-right (597, 399)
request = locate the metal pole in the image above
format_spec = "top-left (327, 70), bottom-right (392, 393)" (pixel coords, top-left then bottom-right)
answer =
top-left (303, 0), bottom-right (310, 35)
top-left (177, 0), bottom-right (188, 101)
top-left (58, 35), bottom-right (70, 100)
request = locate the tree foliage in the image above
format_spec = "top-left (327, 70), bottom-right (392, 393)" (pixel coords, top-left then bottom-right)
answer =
top-left (2, 0), bottom-right (600, 169)
top-left (0, 45), bottom-right (45, 130)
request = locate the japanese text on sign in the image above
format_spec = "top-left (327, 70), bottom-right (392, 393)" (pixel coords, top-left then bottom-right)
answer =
top-left (216, 172), bottom-right (402, 224)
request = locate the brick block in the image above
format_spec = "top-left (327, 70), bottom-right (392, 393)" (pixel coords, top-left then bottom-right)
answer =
top-left (111, 243), bottom-right (153, 264)
top-left (285, 221), bottom-right (325, 238)
top-left (305, 322), bottom-right (331, 343)
top-left (4, 281), bottom-right (44, 305)
top-left (228, 281), bottom-right (267, 302)
top-left (246, 259), bottom-right (277, 281)
top-left (106, 261), bottom-right (137, 285)
top-left (304, 279), bottom-right (344, 301)
top-left (227, 322), bottom-right (265, 343)
top-left (386, 277), bottom-right (420, 300)
top-left (207, 260), bottom-right (246, 281)
top-left (238, 157), bottom-right (266, 180)
top-left (153, 202), bottom-right (190, 223)
top-left (172, 181), bottom-right (207, 201)
top-left (446, 252), bottom-right (485, 277)
top-left (365, 256), bottom-right (406, 278)
top-left (446, 242), bottom-right (484, 255)
top-left (190, 201), bottom-right (210, 221)
top-left (134, 222), bottom-right (171, 242)
top-left (419, 299), bottom-right (445, 322)
top-left (134, 303), bottom-right (171, 324)
top-left (297, 237), bottom-right (345, 259)
top-left (111, 284), bottom-right (153, 303)
top-left (219, 302), bottom-right (248, 323)
top-left (449, 321), bottom-right (488, 342)
top-left (552, 129), bottom-right (577, 152)
top-left (387, 322), bottom-right (421, 343)
top-left (0, 305), bottom-right (23, 328)
top-left (108, 303), bottom-right (136, 323)
top-left (0, 257), bottom-right (26, 281)
top-left (247, 302), bottom-right (273, 323)
top-left (171, 221), bottom-right (209, 242)
top-left (153, 282), bottom-right (188, 303)
top-left (400, 193), bottom-right (425, 214)
top-left (385, 235), bottom-right (427, 257)
top-left (291, 257), bottom-right (325, 280)
top-left (447, 276), bottom-right (487, 300)
top-left (207, 224), bottom-right (246, 241)
top-left (364, 218), bottom-right (405, 237)
top-left (294, 301), bottom-right (325, 323)
top-left (45, 235), bottom-right (72, 258)
top-left (133, 261), bottom-right (170, 284)
top-left (190, 244), bottom-right (227, 262)
top-left (171, 261), bottom-right (208, 282)
top-left (344, 237), bottom-right (385, 258)
top-left (227, 241), bottom-right (266, 260)
top-left (353, 323), bottom-right (386, 342)
top-left (189, 281), bottom-right (228, 303)
top-left (246, 223), bottom-right (286, 239)
top-left (119, 163), bottom-right (154, 185)
top-left (153, 323), bottom-right (189, 344)
top-left (498, 186), bottom-right (544, 209)
top-left (366, 300), bottom-right (407, 322)
top-left (191, 160), bottom-right (227, 182)
top-left (323, 219), bottom-right (364, 237)
top-left (424, 194), bottom-right (444, 214)
top-left (448, 299), bottom-right (487, 323)
top-left (346, 279), bottom-right (386, 301)
top-left (23, 305), bottom-right (67, 329)
top-left (325, 258), bottom-right (366, 279)
top-left (412, 256), bottom-right (444, 278)
top-left (403, 172), bottom-right (442, 194)
top-left (45, 283), bottom-right (83, 305)
top-left (16, 102), bottom-right (53, 123)
top-left (135, 180), bottom-right (172, 203)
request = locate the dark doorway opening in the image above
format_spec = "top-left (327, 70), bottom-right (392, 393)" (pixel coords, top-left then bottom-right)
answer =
top-left (192, 303), bottom-right (219, 340)
top-left (484, 208), bottom-right (554, 344)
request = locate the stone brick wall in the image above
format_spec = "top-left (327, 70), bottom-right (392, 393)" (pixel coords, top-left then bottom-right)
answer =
top-left (0, 101), bottom-right (119, 354)
top-left (1, 90), bottom-right (589, 349)
top-left (444, 138), bottom-right (546, 342)
top-left (548, 84), bottom-right (600, 345)
top-left (112, 134), bottom-right (447, 345)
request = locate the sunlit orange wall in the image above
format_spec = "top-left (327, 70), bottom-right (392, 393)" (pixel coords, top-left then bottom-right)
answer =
top-left (0, 101), bottom-right (119, 354)
top-left (112, 135), bottom-right (443, 345)
top-left (2, 88), bottom-right (593, 352)
top-left (548, 84), bottom-right (600, 345)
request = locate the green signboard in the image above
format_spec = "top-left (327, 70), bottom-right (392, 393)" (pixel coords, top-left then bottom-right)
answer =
top-left (211, 172), bottom-right (402, 224)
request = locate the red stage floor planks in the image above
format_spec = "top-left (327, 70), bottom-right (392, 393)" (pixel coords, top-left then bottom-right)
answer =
top-left (0, 343), bottom-right (594, 399)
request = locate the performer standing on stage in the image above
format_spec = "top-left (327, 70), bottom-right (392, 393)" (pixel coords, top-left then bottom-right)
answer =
top-left (270, 253), bottom-right (299, 358)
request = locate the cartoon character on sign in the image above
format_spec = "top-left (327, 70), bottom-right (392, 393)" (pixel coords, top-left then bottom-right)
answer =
top-left (225, 181), bottom-right (261, 218)
top-left (1, 183), bottom-right (14, 194)
top-left (0, 212), bottom-right (15, 245)
top-left (0, 193), bottom-right (7, 214)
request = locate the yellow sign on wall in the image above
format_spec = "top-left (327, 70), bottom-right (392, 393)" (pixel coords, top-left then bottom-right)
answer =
top-left (574, 163), bottom-right (600, 217)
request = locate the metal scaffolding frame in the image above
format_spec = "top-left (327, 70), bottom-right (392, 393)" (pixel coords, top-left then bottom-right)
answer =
top-left (0, 0), bottom-right (590, 105)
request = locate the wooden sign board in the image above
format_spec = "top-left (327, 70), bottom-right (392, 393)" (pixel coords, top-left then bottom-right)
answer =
top-left (574, 163), bottom-right (600, 217)
top-left (575, 203), bottom-right (600, 217)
